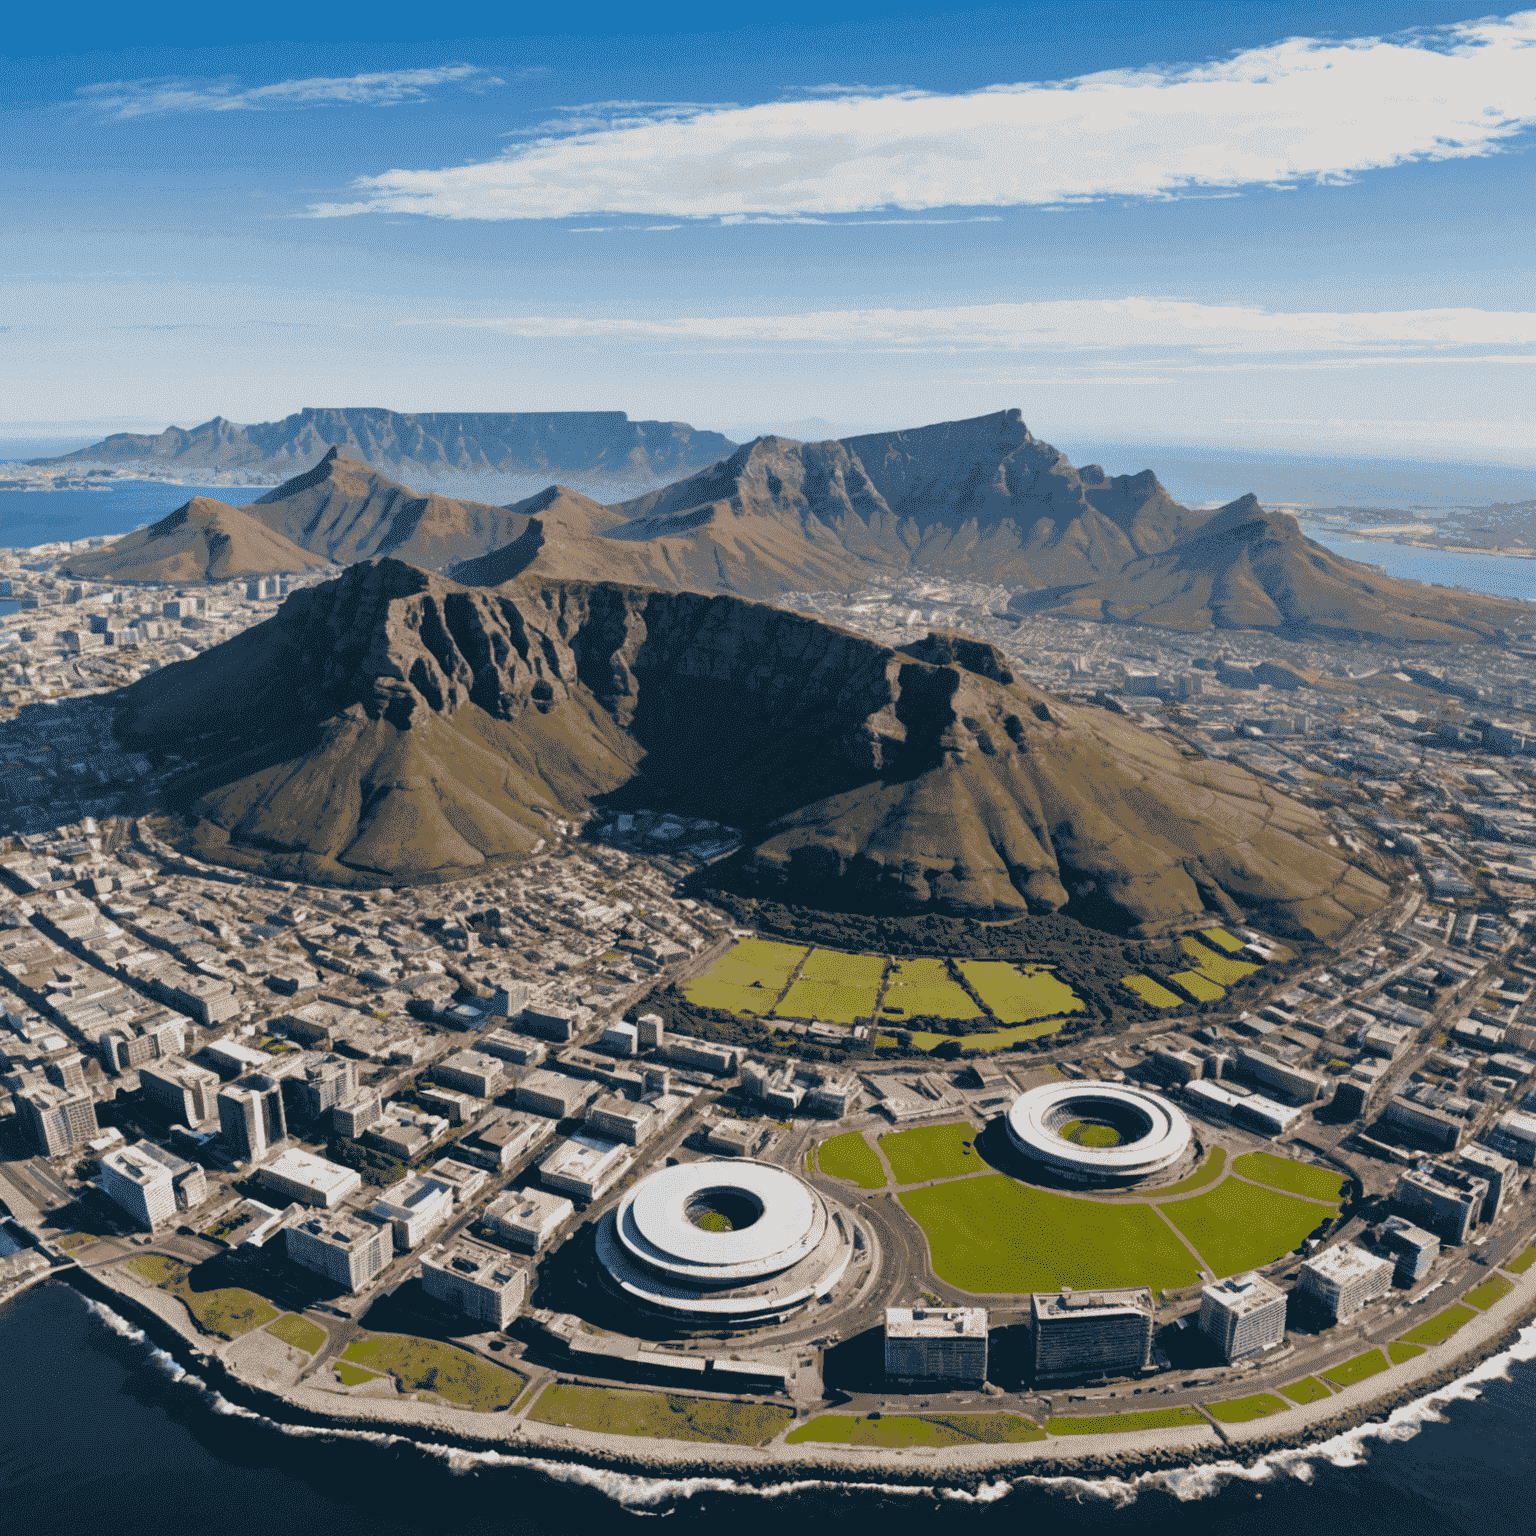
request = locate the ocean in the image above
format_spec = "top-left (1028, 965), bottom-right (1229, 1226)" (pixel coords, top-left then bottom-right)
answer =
top-left (2, 1284), bottom-right (1533, 1536)
top-left (0, 482), bottom-right (268, 551)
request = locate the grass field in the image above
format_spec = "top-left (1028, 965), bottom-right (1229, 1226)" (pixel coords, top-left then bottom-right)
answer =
top-left (787, 1413), bottom-right (1045, 1447)
top-left (901, 1175), bottom-right (1200, 1294)
top-left (1196, 928), bottom-right (1247, 954)
top-left (1324, 1349), bottom-right (1389, 1387)
top-left (341, 1335), bottom-right (525, 1411)
top-left (956, 962), bottom-right (1084, 1024)
top-left (1389, 1341), bottom-right (1426, 1365)
top-left (334, 1362), bottom-right (379, 1387)
top-left (776, 948), bottom-right (886, 1022)
top-left (1168, 970), bottom-right (1226, 1003)
top-left (1122, 975), bottom-right (1183, 1008)
top-left (529, 1384), bottom-right (792, 1445)
top-left (908, 1018), bottom-right (1068, 1052)
top-left (267, 1314), bottom-right (327, 1355)
top-left (1506, 1245), bottom-right (1536, 1275)
top-left (1180, 934), bottom-right (1260, 985)
top-left (1131, 1146), bottom-right (1226, 1199)
top-left (879, 1120), bottom-right (981, 1184)
top-left (1162, 1178), bottom-right (1336, 1277)
top-left (880, 957), bottom-right (982, 1020)
top-left (1464, 1273), bottom-right (1515, 1311)
top-left (1206, 1393), bottom-right (1290, 1424)
top-left (128, 1256), bottom-right (280, 1341)
top-left (1397, 1304), bottom-right (1477, 1348)
top-left (1279, 1377), bottom-right (1333, 1404)
top-left (816, 1131), bottom-right (887, 1189)
top-left (683, 938), bottom-right (807, 1015)
top-left (1046, 1407), bottom-right (1206, 1436)
top-left (1232, 1151), bottom-right (1346, 1202)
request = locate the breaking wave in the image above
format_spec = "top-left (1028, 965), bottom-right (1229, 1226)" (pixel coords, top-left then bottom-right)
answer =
top-left (76, 1292), bottom-right (1536, 1513)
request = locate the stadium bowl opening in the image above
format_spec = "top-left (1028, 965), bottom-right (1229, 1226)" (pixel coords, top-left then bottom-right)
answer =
top-left (1006, 1083), bottom-right (1192, 1186)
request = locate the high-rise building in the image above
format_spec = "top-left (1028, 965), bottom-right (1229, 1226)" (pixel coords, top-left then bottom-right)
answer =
top-left (1380, 1216), bottom-right (1439, 1284)
top-left (1458, 1144), bottom-right (1517, 1223)
top-left (16, 1082), bottom-right (99, 1157)
top-left (1297, 1244), bottom-right (1393, 1323)
top-left (421, 1238), bottom-right (527, 1329)
top-left (1392, 1164), bottom-right (1490, 1245)
top-left (636, 1014), bottom-right (666, 1050)
top-left (284, 1054), bottom-right (358, 1124)
top-left (331, 1089), bottom-right (383, 1139)
top-left (140, 1056), bottom-right (220, 1127)
top-left (1199, 1272), bottom-right (1287, 1362)
top-left (44, 1052), bottom-right (87, 1092)
top-left (284, 1214), bottom-right (391, 1292)
top-left (1032, 1288), bottom-right (1155, 1381)
top-left (99, 1144), bottom-right (177, 1230)
top-left (218, 1073), bottom-right (287, 1163)
top-left (884, 1307), bottom-right (988, 1385)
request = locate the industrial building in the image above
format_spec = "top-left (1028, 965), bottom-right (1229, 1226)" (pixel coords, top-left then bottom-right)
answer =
top-left (139, 1056), bottom-right (220, 1128)
top-left (1392, 1164), bottom-right (1490, 1245)
top-left (884, 1307), bottom-right (988, 1385)
top-left (482, 1187), bottom-right (574, 1253)
top-left (285, 1213), bottom-right (391, 1293)
top-left (1031, 1287), bottom-right (1155, 1381)
top-left (1297, 1243), bottom-right (1393, 1322)
top-left (1199, 1272), bottom-right (1287, 1362)
top-left (421, 1238), bottom-right (528, 1330)
top-left (257, 1148), bottom-right (361, 1210)
top-left (369, 1173), bottom-right (455, 1251)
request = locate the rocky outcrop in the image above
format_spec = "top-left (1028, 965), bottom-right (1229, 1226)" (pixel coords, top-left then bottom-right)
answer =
top-left (115, 560), bottom-right (1387, 938)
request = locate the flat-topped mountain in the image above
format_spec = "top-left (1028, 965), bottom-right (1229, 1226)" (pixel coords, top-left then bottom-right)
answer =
top-left (59, 498), bottom-right (333, 585)
top-left (1007, 499), bottom-right (1531, 643)
top-left (39, 407), bottom-right (736, 483)
top-left (114, 559), bottom-right (1386, 939)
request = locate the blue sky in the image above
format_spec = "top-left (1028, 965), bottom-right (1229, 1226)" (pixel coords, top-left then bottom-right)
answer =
top-left (3, 2), bottom-right (1533, 464)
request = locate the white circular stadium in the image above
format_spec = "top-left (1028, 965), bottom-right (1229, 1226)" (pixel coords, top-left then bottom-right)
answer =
top-left (595, 1159), bottom-right (856, 1323)
top-left (1005, 1082), bottom-right (1193, 1185)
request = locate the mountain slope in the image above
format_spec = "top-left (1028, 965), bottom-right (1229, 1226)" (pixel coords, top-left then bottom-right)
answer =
top-left (1007, 499), bottom-right (1531, 643)
top-left (249, 448), bottom-right (532, 570)
top-left (59, 498), bottom-right (334, 584)
top-left (113, 560), bottom-right (1388, 940)
top-left (39, 408), bottom-right (736, 482)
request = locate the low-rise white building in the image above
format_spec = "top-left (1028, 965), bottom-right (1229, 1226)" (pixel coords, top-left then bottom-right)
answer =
top-left (368, 1173), bottom-right (455, 1251)
top-left (257, 1148), bottom-right (362, 1210)
top-left (538, 1130), bottom-right (633, 1202)
top-left (481, 1187), bottom-right (574, 1253)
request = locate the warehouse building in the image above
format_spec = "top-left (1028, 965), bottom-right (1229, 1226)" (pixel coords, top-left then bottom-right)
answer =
top-left (1031, 1287), bottom-right (1155, 1381)
top-left (884, 1307), bottom-right (988, 1386)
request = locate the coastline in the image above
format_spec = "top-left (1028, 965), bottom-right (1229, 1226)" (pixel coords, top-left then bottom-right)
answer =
top-left (58, 1253), bottom-right (1536, 1495)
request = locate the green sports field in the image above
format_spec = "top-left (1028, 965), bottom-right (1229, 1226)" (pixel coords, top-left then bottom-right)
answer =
top-left (1232, 1151), bottom-right (1346, 1202)
top-left (956, 962), bottom-right (1084, 1024)
top-left (900, 1175), bottom-right (1201, 1294)
top-left (816, 1131), bottom-right (887, 1189)
top-left (879, 1120), bottom-right (981, 1184)
top-left (1196, 927), bottom-right (1248, 954)
top-left (1168, 969), bottom-right (1225, 1003)
top-left (1161, 1178), bottom-right (1337, 1277)
top-left (881, 957), bottom-right (982, 1020)
top-left (1122, 974), bottom-right (1183, 1008)
top-left (683, 938), bottom-right (807, 1014)
top-left (776, 948), bottom-right (887, 1023)
top-left (1180, 934), bottom-right (1260, 985)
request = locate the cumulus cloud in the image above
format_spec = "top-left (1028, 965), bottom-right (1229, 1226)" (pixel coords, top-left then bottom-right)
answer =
top-left (82, 64), bottom-right (502, 119)
top-left (406, 298), bottom-right (1536, 356)
top-left (314, 12), bottom-right (1536, 219)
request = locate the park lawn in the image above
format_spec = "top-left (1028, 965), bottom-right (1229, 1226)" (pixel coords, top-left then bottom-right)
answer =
top-left (1232, 1151), bottom-right (1346, 1203)
top-left (1506, 1245), bottom-right (1536, 1275)
top-left (334, 1362), bottom-right (380, 1387)
top-left (267, 1314), bottom-right (327, 1356)
top-left (1389, 1341), bottom-right (1426, 1365)
top-left (797, 948), bottom-right (887, 986)
top-left (1168, 970), bottom-right (1225, 1003)
top-left (1206, 1393), bottom-right (1291, 1424)
top-left (909, 1018), bottom-right (1069, 1053)
top-left (684, 938), bottom-right (807, 1014)
top-left (1324, 1349), bottom-right (1390, 1388)
top-left (880, 1120), bottom-right (981, 1184)
top-left (342, 1335), bottom-right (525, 1411)
top-left (1180, 934), bottom-right (1260, 986)
top-left (1397, 1304), bottom-right (1477, 1347)
top-left (1122, 975), bottom-right (1183, 1009)
top-left (787, 1413), bottom-right (1044, 1447)
top-left (901, 1175), bottom-right (1200, 1294)
top-left (775, 977), bottom-right (881, 1025)
top-left (1161, 1178), bottom-right (1336, 1278)
top-left (816, 1131), bottom-right (887, 1189)
top-left (881, 958), bottom-right (982, 1020)
top-left (1047, 1406), bottom-right (1206, 1436)
top-left (956, 962), bottom-right (1084, 1025)
top-left (129, 1255), bottom-right (280, 1341)
top-left (1196, 927), bottom-right (1247, 954)
top-left (1279, 1377), bottom-right (1332, 1404)
top-left (1464, 1273), bottom-right (1515, 1311)
top-left (529, 1384), bottom-right (792, 1445)
top-left (128, 1254), bottom-right (186, 1286)
top-left (1131, 1146), bottom-right (1226, 1199)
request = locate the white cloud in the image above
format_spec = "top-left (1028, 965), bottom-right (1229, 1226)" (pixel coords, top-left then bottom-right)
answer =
top-left (81, 64), bottom-right (502, 120)
top-left (406, 298), bottom-right (1536, 356)
top-left (314, 13), bottom-right (1536, 219)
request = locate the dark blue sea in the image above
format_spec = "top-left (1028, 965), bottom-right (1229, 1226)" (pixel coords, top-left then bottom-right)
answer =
top-left (2, 1283), bottom-right (1533, 1536)
top-left (0, 482), bottom-right (268, 550)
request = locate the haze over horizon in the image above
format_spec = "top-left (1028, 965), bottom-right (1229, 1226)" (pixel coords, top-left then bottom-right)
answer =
top-left (4, 2), bottom-right (1534, 470)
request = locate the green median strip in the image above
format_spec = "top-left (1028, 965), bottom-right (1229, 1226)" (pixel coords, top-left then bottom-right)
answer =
top-left (1046, 1406), bottom-right (1206, 1436)
top-left (1278, 1376), bottom-right (1332, 1404)
top-left (1206, 1393), bottom-right (1290, 1424)
top-left (1388, 1341), bottom-right (1425, 1365)
top-left (1505, 1245), bottom-right (1535, 1275)
top-left (1324, 1349), bottom-right (1389, 1388)
top-left (1396, 1303), bottom-right (1477, 1348)
top-left (1464, 1273), bottom-right (1514, 1311)
top-left (787, 1413), bottom-right (1045, 1447)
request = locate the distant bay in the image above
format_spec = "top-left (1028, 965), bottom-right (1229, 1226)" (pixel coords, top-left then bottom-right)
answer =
top-left (1303, 528), bottom-right (1536, 605)
top-left (0, 481), bottom-right (267, 550)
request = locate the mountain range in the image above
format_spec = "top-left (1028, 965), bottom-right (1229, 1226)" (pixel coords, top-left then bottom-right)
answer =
top-left (38, 407), bottom-right (735, 484)
top-left (114, 559), bottom-right (1388, 940)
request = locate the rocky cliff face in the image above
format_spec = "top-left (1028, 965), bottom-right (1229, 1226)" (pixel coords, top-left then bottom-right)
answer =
top-left (116, 560), bottom-right (1388, 938)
